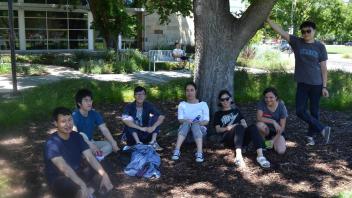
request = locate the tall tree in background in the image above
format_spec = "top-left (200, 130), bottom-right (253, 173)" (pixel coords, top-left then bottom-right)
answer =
top-left (88, 0), bottom-right (138, 49)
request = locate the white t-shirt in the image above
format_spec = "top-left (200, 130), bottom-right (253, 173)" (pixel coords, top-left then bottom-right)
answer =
top-left (172, 48), bottom-right (185, 57)
top-left (177, 101), bottom-right (209, 121)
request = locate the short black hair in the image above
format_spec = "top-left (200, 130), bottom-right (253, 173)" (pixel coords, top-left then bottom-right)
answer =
top-left (134, 86), bottom-right (147, 94)
top-left (300, 21), bottom-right (316, 30)
top-left (75, 89), bottom-right (92, 108)
top-left (263, 87), bottom-right (279, 99)
top-left (52, 107), bottom-right (72, 121)
top-left (185, 82), bottom-right (197, 90)
top-left (217, 89), bottom-right (234, 107)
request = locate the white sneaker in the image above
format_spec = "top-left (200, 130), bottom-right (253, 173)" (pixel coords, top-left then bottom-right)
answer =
top-left (321, 126), bottom-right (331, 144)
top-left (195, 152), bottom-right (204, 163)
top-left (172, 150), bottom-right (180, 160)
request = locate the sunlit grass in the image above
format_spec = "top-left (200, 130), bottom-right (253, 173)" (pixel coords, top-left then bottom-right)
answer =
top-left (326, 45), bottom-right (352, 54)
top-left (0, 70), bottom-right (351, 128)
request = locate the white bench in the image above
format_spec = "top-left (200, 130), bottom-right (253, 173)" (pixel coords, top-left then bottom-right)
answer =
top-left (148, 50), bottom-right (179, 72)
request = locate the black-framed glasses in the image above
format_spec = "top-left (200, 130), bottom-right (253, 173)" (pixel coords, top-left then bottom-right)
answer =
top-left (301, 29), bottom-right (312, 34)
top-left (220, 97), bottom-right (230, 102)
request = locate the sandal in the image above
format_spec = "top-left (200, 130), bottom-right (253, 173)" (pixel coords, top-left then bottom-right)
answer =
top-left (256, 156), bottom-right (270, 168)
top-left (234, 157), bottom-right (246, 168)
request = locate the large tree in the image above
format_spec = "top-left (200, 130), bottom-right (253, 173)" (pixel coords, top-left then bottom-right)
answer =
top-left (145, 0), bottom-right (276, 112)
top-left (192, 1), bottom-right (275, 112)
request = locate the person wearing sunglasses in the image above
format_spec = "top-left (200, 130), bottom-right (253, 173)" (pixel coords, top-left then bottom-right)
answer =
top-left (266, 18), bottom-right (331, 146)
top-left (214, 90), bottom-right (270, 168)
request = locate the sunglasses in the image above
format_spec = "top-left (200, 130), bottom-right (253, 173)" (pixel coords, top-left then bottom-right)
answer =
top-left (301, 29), bottom-right (312, 34)
top-left (220, 97), bottom-right (230, 102)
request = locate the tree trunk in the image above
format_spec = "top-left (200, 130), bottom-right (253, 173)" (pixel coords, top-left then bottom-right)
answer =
top-left (193, 0), bottom-right (276, 116)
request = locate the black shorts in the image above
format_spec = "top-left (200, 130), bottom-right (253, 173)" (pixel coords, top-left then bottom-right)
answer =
top-left (266, 124), bottom-right (285, 140)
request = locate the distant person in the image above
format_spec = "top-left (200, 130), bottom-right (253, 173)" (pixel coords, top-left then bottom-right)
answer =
top-left (73, 89), bottom-right (119, 158)
top-left (256, 88), bottom-right (288, 154)
top-left (214, 90), bottom-right (270, 168)
top-left (172, 42), bottom-right (189, 69)
top-left (171, 82), bottom-right (209, 163)
top-left (44, 107), bottom-right (113, 198)
top-left (267, 18), bottom-right (331, 146)
top-left (121, 86), bottom-right (165, 151)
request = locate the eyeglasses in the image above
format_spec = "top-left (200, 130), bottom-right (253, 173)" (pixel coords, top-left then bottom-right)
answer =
top-left (301, 29), bottom-right (312, 34)
top-left (220, 97), bottom-right (230, 102)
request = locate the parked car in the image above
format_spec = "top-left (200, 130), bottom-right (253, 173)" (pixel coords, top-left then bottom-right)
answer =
top-left (279, 40), bottom-right (292, 52)
top-left (345, 41), bottom-right (352, 46)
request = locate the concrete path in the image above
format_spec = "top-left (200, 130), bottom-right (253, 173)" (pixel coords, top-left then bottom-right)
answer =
top-left (0, 65), bottom-right (191, 96)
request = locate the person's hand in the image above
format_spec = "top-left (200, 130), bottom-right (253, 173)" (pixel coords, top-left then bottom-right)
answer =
top-left (146, 126), bottom-right (156, 133)
top-left (78, 183), bottom-right (89, 198)
top-left (90, 143), bottom-right (100, 154)
top-left (100, 173), bottom-right (113, 193)
top-left (139, 127), bottom-right (148, 132)
top-left (322, 87), bottom-right (329, 97)
top-left (273, 122), bottom-right (282, 134)
top-left (111, 141), bottom-right (120, 152)
top-left (226, 124), bottom-right (236, 131)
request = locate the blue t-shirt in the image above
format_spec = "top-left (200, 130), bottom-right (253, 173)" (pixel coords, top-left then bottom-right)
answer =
top-left (289, 35), bottom-right (328, 85)
top-left (72, 109), bottom-right (104, 140)
top-left (44, 131), bottom-right (89, 185)
top-left (257, 100), bottom-right (288, 123)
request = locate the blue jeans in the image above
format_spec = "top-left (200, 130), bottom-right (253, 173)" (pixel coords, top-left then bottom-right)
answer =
top-left (295, 82), bottom-right (325, 136)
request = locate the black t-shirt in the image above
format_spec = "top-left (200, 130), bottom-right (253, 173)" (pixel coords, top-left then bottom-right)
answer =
top-left (214, 108), bottom-right (244, 127)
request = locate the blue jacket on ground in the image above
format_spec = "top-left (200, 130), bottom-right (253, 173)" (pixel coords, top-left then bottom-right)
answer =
top-left (124, 144), bottom-right (161, 179)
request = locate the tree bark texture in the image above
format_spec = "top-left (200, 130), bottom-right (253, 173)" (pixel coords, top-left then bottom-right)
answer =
top-left (193, 0), bottom-right (276, 114)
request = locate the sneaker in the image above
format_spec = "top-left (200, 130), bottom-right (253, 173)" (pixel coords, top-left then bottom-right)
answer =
top-left (265, 140), bottom-right (273, 149)
top-left (306, 136), bottom-right (315, 146)
top-left (195, 152), bottom-right (204, 163)
top-left (149, 141), bottom-right (163, 151)
top-left (171, 149), bottom-right (180, 160)
top-left (321, 126), bottom-right (331, 144)
top-left (122, 145), bottom-right (131, 151)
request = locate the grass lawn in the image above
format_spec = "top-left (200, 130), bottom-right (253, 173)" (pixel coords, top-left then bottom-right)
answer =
top-left (326, 45), bottom-right (352, 54)
top-left (1, 70), bottom-right (352, 128)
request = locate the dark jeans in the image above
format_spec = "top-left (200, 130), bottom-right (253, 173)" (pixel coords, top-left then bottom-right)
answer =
top-left (222, 124), bottom-right (264, 150)
top-left (50, 164), bottom-right (101, 198)
top-left (296, 82), bottom-right (325, 136)
top-left (124, 115), bottom-right (160, 146)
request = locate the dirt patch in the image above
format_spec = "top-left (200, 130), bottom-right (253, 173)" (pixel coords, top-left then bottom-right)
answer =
top-left (0, 102), bottom-right (351, 197)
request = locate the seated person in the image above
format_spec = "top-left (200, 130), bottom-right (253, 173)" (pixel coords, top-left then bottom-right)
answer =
top-left (122, 86), bottom-right (165, 151)
top-left (171, 82), bottom-right (209, 163)
top-left (44, 107), bottom-right (113, 198)
top-left (172, 42), bottom-right (188, 62)
top-left (72, 89), bottom-right (119, 158)
top-left (214, 90), bottom-right (270, 168)
top-left (256, 87), bottom-right (288, 154)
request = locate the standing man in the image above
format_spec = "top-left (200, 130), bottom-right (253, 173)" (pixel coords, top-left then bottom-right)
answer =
top-left (266, 19), bottom-right (331, 146)
top-left (122, 86), bottom-right (165, 150)
top-left (73, 89), bottom-right (119, 157)
top-left (44, 107), bottom-right (113, 198)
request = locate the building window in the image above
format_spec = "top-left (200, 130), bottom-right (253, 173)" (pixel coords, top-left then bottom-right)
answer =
top-left (0, 10), bottom-right (19, 50)
top-left (23, 10), bottom-right (88, 50)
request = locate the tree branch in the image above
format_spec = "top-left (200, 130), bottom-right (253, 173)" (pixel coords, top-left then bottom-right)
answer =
top-left (237, 0), bottom-right (276, 46)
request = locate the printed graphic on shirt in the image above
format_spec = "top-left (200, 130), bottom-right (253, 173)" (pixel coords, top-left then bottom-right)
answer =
top-left (135, 108), bottom-right (143, 126)
top-left (220, 112), bottom-right (239, 126)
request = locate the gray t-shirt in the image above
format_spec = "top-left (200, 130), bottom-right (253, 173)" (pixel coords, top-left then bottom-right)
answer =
top-left (257, 100), bottom-right (288, 123)
top-left (289, 35), bottom-right (328, 85)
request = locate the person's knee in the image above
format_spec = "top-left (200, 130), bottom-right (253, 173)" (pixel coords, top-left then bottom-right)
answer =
top-left (276, 146), bottom-right (286, 155)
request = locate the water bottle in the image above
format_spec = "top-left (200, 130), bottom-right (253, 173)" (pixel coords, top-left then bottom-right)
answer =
top-left (192, 115), bottom-right (201, 123)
